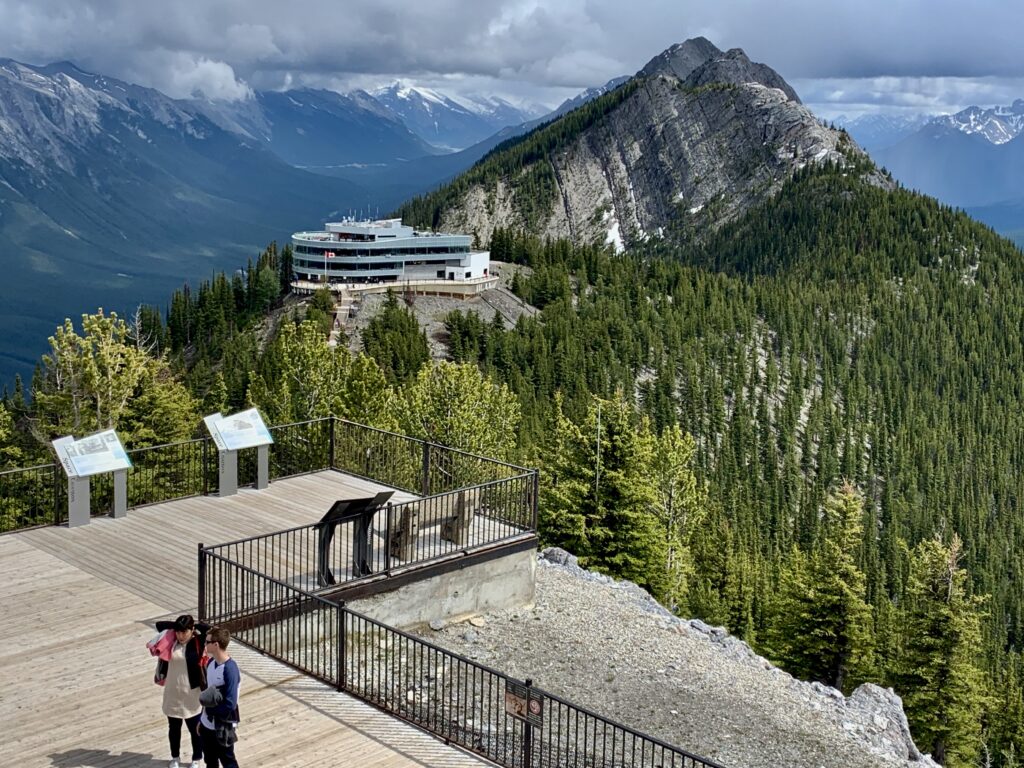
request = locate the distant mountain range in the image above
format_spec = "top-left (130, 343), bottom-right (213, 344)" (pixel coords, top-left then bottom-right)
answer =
top-left (0, 57), bottom-right (628, 384)
top-left (869, 101), bottom-right (1024, 246)
top-left (0, 59), bottom-right (373, 384)
top-left (836, 114), bottom-right (932, 153)
top-left (371, 82), bottom-right (545, 151)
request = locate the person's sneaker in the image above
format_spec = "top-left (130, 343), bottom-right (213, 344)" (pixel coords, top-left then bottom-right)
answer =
top-left (168, 760), bottom-right (180, 768)
top-left (187, 763), bottom-right (200, 768)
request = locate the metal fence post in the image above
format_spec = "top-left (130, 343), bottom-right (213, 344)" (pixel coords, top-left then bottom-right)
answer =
top-left (421, 441), bottom-right (431, 497)
top-left (329, 416), bottom-right (336, 469)
top-left (531, 470), bottom-right (540, 531)
top-left (202, 439), bottom-right (210, 497)
top-left (523, 679), bottom-right (535, 768)
top-left (337, 605), bottom-right (347, 691)
top-left (197, 543), bottom-right (207, 622)
top-left (53, 463), bottom-right (61, 526)
top-left (384, 502), bottom-right (393, 574)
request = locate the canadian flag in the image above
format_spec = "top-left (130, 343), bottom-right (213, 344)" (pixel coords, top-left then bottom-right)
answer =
top-left (325, 251), bottom-right (336, 259)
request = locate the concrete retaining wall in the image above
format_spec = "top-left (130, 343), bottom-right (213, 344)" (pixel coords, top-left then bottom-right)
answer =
top-left (349, 547), bottom-right (536, 630)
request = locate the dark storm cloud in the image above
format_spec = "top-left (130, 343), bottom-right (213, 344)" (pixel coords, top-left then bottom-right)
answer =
top-left (0, 0), bottom-right (1019, 109)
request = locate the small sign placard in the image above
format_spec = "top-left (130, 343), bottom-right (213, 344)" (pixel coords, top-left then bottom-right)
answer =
top-left (504, 681), bottom-right (543, 727)
top-left (53, 429), bottom-right (132, 478)
top-left (205, 408), bottom-right (273, 451)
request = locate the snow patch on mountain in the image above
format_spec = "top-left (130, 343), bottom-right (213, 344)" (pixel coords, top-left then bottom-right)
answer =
top-left (932, 99), bottom-right (1024, 145)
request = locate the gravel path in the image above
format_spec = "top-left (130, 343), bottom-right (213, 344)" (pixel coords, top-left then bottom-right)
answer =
top-left (413, 550), bottom-right (936, 768)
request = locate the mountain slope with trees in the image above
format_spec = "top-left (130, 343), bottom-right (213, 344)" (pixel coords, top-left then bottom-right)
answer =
top-left (397, 38), bottom-right (859, 250)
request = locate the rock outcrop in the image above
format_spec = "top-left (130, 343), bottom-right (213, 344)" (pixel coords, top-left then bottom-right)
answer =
top-left (436, 38), bottom-right (857, 251)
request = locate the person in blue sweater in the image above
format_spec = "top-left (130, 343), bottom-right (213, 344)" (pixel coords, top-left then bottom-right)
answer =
top-left (199, 627), bottom-right (241, 768)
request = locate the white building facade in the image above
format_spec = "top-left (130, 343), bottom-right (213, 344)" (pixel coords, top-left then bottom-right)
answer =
top-left (291, 218), bottom-right (490, 286)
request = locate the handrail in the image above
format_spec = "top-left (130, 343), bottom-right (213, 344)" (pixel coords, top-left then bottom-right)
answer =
top-left (0, 416), bottom-right (536, 535)
top-left (200, 541), bottom-right (725, 768)
top-left (333, 417), bottom-right (532, 474)
top-left (0, 461), bottom-right (58, 477)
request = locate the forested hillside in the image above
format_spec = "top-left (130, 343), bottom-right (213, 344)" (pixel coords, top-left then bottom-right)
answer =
top-left (443, 164), bottom-right (1024, 766)
top-left (3, 161), bottom-right (1024, 765)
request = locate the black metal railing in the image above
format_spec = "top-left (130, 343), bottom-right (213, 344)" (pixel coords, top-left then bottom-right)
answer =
top-left (200, 547), bottom-right (724, 768)
top-left (202, 473), bottom-right (537, 593)
top-left (0, 463), bottom-right (63, 531)
top-left (330, 418), bottom-right (531, 497)
top-left (0, 416), bottom-right (535, 534)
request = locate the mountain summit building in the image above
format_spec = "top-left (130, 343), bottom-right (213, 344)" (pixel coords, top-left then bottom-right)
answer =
top-left (291, 218), bottom-right (490, 287)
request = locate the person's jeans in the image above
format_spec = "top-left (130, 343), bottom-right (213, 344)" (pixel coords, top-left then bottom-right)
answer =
top-left (200, 723), bottom-right (238, 768)
top-left (168, 714), bottom-right (203, 760)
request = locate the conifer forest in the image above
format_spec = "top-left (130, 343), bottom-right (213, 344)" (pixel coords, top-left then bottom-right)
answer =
top-left (2, 163), bottom-right (1024, 766)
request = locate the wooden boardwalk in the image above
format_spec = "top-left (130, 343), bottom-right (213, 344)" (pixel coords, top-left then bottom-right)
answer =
top-left (0, 471), bottom-right (491, 767)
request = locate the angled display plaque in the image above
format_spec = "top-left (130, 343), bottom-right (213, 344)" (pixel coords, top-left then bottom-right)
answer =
top-left (52, 430), bottom-right (132, 526)
top-left (63, 429), bottom-right (132, 478)
top-left (203, 408), bottom-right (274, 495)
top-left (210, 408), bottom-right (273, 451)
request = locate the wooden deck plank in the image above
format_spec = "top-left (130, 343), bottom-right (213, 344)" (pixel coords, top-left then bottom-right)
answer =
top-left (0, 472), bottom-right (489, 767)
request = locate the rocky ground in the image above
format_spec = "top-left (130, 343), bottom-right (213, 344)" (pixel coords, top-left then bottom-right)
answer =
top-left (413, 549), bottom-right (937, 768)
top-left (343, 261), bottom-right (535, 359)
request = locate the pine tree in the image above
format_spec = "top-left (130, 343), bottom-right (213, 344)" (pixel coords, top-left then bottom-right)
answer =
top-left (894, 534), bottom-right (988, 767)
top-left (766, 483), bottom-right (875, 692)
top-left (32, 311), bottom-right (197, 446)
top-left (651, 423), bottom-right (708, 612)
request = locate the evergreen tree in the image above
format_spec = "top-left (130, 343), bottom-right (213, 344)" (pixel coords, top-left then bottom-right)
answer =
top-left (398, 360), bottom-right (520, 462)
top-left (767, 483), bottom-right (875, 692)
top-left (651, 423), bottom-right (708, 612)
top-left (32, 311), bottom-right (197, 445)
top-left (894, 534), bottom-right (988, 767)
top-left (0, 403), bottom-right (21, 467)
top-left (363, 291), bottom-right (430, 384)
top-left (247, 320), bottom-right (397, 429)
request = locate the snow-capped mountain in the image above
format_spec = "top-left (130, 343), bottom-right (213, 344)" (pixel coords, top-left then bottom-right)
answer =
top-left (545, 76), bottom-right (631, 122)
top-left (834, 113), bottom-right (932, 153)
top-left (932, 100), bottom-right (1024, 145)
top-left (873, 99), bottom-right (1024, 247)
top-left (188, 87), bottom-right (438, 168)
top-left (0, 59), bottom-right (371, 385)
top-left (371, 82), bottom-right (545, 150)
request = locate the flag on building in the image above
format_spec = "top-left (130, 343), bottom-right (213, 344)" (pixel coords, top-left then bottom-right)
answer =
top-left (326, 251), bottom-right (336, 258)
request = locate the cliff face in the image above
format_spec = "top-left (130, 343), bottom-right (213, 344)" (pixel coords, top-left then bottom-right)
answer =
top-left (434, 39), bottom-right (855, 250)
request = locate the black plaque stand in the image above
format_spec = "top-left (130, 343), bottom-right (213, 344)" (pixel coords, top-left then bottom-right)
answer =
top-left (316, 491), bottom-right (394, 587)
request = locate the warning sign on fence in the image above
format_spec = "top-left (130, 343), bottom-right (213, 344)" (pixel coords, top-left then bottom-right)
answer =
top-left (504, 681), bottom-right (543, 727)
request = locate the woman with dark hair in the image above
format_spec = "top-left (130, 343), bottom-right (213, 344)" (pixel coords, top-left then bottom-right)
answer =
top-left (154, 614), bottom-right (210, 768)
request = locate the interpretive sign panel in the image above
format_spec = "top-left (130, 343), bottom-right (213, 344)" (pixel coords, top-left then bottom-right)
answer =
top-left (504, 681), bottom-right (543, 727)
top-left (52, 436), bottom-right (79, 478)
top-left (203, 412), bottom-right (227, 451)
top-left (53, 429), bottom-right (132, 478)
top-left (206, 408), bottom-right (273, 451)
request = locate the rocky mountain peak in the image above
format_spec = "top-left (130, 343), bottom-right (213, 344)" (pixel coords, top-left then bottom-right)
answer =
top-left (638, 36), bottom-right (724, 80)
top-left (684, 47), bottom-right (802, 103)
top-left (423, 36), bottom-right (857, 252)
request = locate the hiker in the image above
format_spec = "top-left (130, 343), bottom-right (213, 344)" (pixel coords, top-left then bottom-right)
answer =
top-left (153, 614), bottom-right (210, 768)
top-left (199, 627), bottom-right (241, 768)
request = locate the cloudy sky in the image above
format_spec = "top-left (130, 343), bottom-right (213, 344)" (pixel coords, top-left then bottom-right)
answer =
top-left (0, 0), bottom-right (1020, 118)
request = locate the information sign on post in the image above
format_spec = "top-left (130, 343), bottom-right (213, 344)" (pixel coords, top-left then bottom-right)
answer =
top-left (203, 408), bottom-right (274, 495)
top-left (212, 408), bottom-right (273, 451)
top-left (52, 430), bottom-right (132, 526)
top-left (64, 429), bottom-right (132, 478)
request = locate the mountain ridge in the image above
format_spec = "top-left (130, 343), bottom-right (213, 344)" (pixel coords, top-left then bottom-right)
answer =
top-left (397, 38), bottom-right (869, 251)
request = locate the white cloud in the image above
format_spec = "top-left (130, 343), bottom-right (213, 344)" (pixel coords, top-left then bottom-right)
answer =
top-left (795, 76), bottom-right (1024, 120)
top-left (0, 0), bottom-right (1019, 109)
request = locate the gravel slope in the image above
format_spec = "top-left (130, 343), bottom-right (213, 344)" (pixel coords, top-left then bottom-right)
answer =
top-left (414, 549), bottom-right (936, 768)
